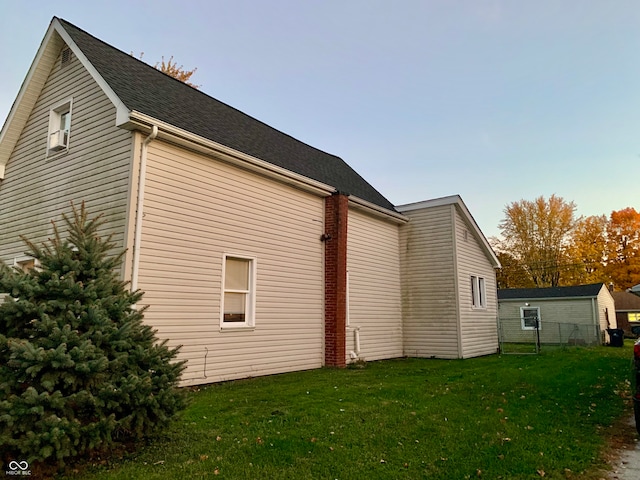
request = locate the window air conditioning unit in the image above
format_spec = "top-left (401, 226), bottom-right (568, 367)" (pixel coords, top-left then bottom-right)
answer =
top-left (49, 130), bottom-right (69, 151)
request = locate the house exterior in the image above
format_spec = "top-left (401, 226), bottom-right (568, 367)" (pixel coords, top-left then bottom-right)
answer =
top-left (397, 196), bottom-right (501, 359)
top-left (0, 18), bottom-right (500, 386)
top-left (611, 291), bottom-right (640, 335)
top-left (497, 284), bottom-right (617, 346)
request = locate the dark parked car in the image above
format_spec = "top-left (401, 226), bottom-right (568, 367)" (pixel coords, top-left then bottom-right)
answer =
top-left (635, 338), bottom-right (640, 435)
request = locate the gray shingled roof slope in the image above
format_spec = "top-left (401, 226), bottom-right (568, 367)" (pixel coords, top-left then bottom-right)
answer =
top-left (498, 283), bottom-right (604, 300)
top-left (57, 18), bottom-right (396, 212)
top-left (498, 283), bottom-right (605, 300)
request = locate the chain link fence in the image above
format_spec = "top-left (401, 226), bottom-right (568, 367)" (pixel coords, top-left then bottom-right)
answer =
top-left (498, 316), bottom-right (602, 354)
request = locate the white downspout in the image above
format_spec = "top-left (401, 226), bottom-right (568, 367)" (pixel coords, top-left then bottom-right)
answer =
top-left (131, 125), bottom-right (158, 292)
top-left (346, 270), bottom-right (361, 360)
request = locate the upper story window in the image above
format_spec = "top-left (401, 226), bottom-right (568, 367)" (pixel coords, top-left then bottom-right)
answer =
top-left (47, 98), bottom-right (73, 155)
top-left (471, 275), bottom-right (486, 308)
top-left (221, 254), bottom-right (256, 329)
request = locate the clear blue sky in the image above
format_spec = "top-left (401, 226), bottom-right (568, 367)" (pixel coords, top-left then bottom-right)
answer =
top-left (1, 0), bottom-right (639, 238)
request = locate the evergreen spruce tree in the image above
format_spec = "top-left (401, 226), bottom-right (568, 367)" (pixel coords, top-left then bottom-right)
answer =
top-left (0, 203), bottom-right (186, 465)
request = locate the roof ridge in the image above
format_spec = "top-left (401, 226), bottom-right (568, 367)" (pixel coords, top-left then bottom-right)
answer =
top-left (55, 17), bottom-right (397, 211)
top-left (56, 17), bottom-right (345, 161)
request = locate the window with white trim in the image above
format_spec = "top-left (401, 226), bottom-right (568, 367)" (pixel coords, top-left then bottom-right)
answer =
top-left (221, 255), bottom-right (256, 328)
top-left (47, 98), bottom-right (73, 155)
top-left (521, 306), bottom-right (540, 330)
top-left (471, 275), bottom-right (486, 308)
top-left (13, 256), bottom-right (39, 273)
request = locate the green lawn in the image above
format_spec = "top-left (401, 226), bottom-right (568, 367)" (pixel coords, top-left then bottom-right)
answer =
top-left (68, 345), bottom-right (632, 479)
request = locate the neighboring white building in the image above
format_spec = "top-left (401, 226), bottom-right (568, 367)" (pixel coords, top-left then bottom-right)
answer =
top-left (498, 284), bottom-right (617, 345)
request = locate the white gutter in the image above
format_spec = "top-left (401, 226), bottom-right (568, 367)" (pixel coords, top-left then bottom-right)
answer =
top-left (126, 112), bottom-right (336, 197)
top-left (125, 112), bottom-right (407, 224)
top-left (348, 196), bottom-right (408, 224)
top-left (131, 125), bottom-right (158, 291)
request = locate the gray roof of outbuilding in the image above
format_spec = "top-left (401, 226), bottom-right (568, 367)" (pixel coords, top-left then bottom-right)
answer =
top-left (57, 18), bottom-right (396, 212)
top-left (498, 283), bottom-right (605, 300)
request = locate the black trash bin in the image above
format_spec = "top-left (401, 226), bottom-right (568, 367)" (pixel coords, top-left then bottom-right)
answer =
top-left (607, 328), bottom-right (624, 347)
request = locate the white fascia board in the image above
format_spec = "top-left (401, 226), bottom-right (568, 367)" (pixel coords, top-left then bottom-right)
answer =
top-left (349, 196), bottom-right (408, 224)
top-left (396, 194), bottom-right (462, 212)
top-left (0, 21), bottom-right (63, 178)
top-left (127, 111), bottom-right (337, 197)
top-left (397, 194), bottom-right (501, 268)
top-left (499, 295), bottom-right (597, 302)
top-left (52, 19), bottom-right (130, 125)
top-left (0, 18), bottom-right (131, 179)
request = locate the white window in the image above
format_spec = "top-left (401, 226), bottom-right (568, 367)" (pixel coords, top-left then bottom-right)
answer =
top-left (471, 275), bottom-right (486, 308)
top-left (521, 306), bottom-right (540, 330)
top-left (47, 98), bottom-right (73, 154)
top-left (221, 255), bottom-right (256, 328)
top-left (13, 256), bottom-right (39, 273)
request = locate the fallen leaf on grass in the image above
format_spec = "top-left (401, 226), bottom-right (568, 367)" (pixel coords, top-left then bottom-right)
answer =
top-left (199, 455), bottom-right (209, 461)
top-left (537, 469), bottom-right (545, 477)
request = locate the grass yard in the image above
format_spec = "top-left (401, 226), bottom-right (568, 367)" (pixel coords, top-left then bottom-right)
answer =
top-left (67, 345), bottom-right (632, 479)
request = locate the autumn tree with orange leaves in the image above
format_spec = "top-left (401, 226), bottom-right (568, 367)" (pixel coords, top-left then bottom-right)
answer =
top-left (155, 56), bottom-right (200, 88)
top-left (131, 52), bottom-right (200, 88)
top-left (494, 198), bottom-right (640, 290)
top-left (495, 195), bottom-right (578, 288)
top-left (567, 214), bottom-right (608, 285)
top-left (605, 207), bottom-right (640, 289)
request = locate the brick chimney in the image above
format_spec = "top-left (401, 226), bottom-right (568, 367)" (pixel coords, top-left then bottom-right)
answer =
top-left (324, 192), bottom-right (348, 367)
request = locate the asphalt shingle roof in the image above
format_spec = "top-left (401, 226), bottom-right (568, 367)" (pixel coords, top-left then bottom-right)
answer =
top-left (57, 18), bottom-right (396, 212)
top-left (498, 283), bottom-right (605, 300)
top-left (611, 291), bottom-right (640, 311)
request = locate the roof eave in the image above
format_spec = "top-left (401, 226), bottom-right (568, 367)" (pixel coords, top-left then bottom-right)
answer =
top-left (498, 295), bottom-right (599, 302)
top-left (128, 111), bottom-right (338, 197)
top-left (349, 196), bottom-right (408, 224)
top-left (0, 20), bottom-right (62, 179)
top-left (0, 18), bottom-right (130, 180)
top-left (396, 194), bottom-right (501, 268)
top-left (52, 18), bottom-right (130, 124)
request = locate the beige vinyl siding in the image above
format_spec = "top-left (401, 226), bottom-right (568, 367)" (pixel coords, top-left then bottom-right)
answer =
top-left (346, 207), bottom-right (403, 362)
top-left (597, 287), bottom-right (617, 331)
top-left (454, 208), bottom-right (499, 358)
top-left (400, 205), bottom-right (460, 358)
top-left (139, 141), bottom-right (325, 386)
top-left (0, 45), bottom-right (132, 266)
